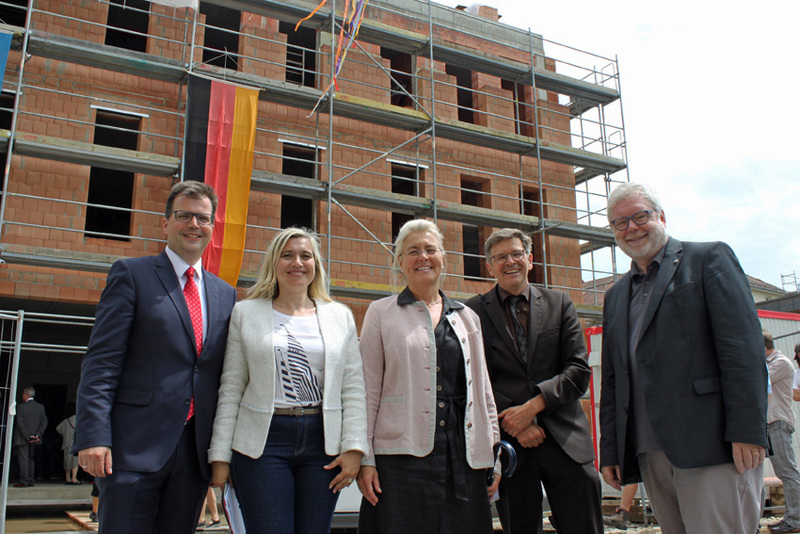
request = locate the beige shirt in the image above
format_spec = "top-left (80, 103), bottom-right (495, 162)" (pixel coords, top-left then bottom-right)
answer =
top-left (767, 349), bottom-right (795, 428)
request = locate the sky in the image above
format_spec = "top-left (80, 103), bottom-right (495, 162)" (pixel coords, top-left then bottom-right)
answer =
top-left (436, 0), bottom-right (800, 289)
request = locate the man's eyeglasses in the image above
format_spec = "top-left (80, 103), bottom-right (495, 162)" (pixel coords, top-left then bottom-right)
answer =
top-left (172, 210), bottom-right (214, 226)
top-left (489, 250), bottom-right (528, 264)
top-left (403, 247), bottom-right (441, 258)
top-left (610, 210), bottom-right (654, 231)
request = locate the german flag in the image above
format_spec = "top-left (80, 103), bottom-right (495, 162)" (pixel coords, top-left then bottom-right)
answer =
top-left (185, 74), bottom-right (259, 287)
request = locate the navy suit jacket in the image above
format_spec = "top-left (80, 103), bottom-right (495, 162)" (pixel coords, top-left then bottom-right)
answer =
top-left (73, 251), bottom-right (236, 478)
top-left (599, 237), bottom-right (767, 484)
top-left (467, 284), bottom-right (595, 465)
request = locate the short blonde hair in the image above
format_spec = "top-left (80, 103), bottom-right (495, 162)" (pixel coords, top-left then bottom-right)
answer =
top-left (247, 227), bottom-right (332, 302)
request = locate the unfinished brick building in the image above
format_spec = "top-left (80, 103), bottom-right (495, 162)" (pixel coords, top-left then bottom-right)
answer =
top-left (0, 0), bottom-right (626, 419)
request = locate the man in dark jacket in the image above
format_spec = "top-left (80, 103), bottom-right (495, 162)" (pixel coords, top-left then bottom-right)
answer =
top-left (466, 228), bottom-right (601, 534)
top-left (13, 386), bottom-right (48, 487)
top-left (599, 182), bottom-right (767, 533)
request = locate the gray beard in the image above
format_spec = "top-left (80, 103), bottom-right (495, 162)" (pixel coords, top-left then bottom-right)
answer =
top-left (617, 226), bottom-right (669, 264)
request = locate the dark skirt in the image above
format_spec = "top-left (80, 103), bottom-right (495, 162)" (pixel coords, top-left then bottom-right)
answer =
top-left (358, 427), bottom-right (493, 534)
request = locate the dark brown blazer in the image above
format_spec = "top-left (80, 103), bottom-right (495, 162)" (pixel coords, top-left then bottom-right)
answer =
top-left (466, 284), bottom-right (594, 464)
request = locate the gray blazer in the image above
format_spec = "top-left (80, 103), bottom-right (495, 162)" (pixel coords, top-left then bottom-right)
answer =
top-left (208, 298), bottom-right (368, 463)
top-left (599, 237), bottom-right (767, 483)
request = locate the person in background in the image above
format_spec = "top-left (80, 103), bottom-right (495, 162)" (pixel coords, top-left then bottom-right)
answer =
top-left (89, 481), bottom-right (99, 523)
top-left (357, 219), bottom-right (500, 533)
top-left (791, 343), bottom-right (800, 402)
top-left (764, 329), bottom-right (800, 534)
top-left (209, 227), bottom-right (367, 534)
top-left (13, 386), bottom-right (48, 488)
top-left (603, 483), bottom-right (639, 530)
top-left (599, 182), bottom-right (767, 534)
top-left (73, 181), bottom-right (237, 534)
top-left (55, 402), bottom-right (79, 485)
top-left (197, 487), bottom-right (220, 529)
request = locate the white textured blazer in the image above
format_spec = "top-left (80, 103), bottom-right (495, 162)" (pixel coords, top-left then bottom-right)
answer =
top-left (208, 298), bottom-right (368, 463)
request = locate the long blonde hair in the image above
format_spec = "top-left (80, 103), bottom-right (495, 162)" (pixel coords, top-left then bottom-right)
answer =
top-left (247, 227), bottom-right (332, 302)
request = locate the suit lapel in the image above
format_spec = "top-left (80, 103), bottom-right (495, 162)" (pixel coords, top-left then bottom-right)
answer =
top-left (315, 301), bottom-right (335, 348)
top-left (526, 285), bottom-right (543, 366)
top-left (608, 273), bottom-right (633, 369)
top-left (258, 299), bottom-right (275, 360)
top-left (154, 251), bottom-right (198, 357)
top-left (637, 238), bottom-right (682, 343)
top-left (315, 301), bottom-right (337, 395)
top-left (201, 270), bottom-right (220, 357)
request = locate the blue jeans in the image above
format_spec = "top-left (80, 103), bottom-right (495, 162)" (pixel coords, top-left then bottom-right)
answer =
top-left (231, 414), bottom-right (339, 534)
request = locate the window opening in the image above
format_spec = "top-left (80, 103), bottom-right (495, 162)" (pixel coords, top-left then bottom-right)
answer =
top-left (105, 0), bottom-right (149, 53)
top-left (281, 145), bottom-right (316, 229)
top-left (85, 111), bottom-right (139, 241)
top-left (199, 2), bottom-right (240, 70)
top-left (279, 22), bottom-right (317, 88)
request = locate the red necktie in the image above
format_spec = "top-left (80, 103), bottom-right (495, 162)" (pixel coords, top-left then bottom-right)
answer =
top-left (184, 266), bottom-right (202, 421)
top-left (184, 266), bottom-right (203, 355)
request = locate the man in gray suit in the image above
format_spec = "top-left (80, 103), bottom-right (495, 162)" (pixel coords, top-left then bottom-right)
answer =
top-left (599, 182), bottom-right (767, 533)
top-left (13, 386), bottom-right (48, 487)
top-left (466, 228), bottom-right (601, 534)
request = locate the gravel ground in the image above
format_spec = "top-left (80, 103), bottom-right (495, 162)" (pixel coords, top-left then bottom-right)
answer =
top-left (534, 515), bottom-right (786, 533)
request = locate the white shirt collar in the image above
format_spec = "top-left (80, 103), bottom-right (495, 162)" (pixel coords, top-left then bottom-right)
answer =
top-left (164, 246), bottom-right (203, 284)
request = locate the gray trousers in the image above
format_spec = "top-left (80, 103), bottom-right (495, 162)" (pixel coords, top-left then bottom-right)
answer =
top-left (638, 449), bottom-right (763, 534)
top-left (769, 420), bottom-right (800, 525)
top-left (14, 443), bottom-right (35, 486)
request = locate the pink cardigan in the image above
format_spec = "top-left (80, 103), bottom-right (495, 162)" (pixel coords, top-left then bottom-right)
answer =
top-left (360, 294), bottom-right (499, 468)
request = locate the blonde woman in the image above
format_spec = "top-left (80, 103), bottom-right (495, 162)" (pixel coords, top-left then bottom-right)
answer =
top-left (357, 219), bottom-right (500, 533)
top-left (209, 227), bottom-right (367, 533)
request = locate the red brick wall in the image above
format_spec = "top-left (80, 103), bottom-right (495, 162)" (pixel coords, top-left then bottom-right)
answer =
top-left (0, 0), bottom-right (587, 318)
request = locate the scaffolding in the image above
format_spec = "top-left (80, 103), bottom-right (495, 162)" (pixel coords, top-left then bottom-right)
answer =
top-left (0, 0), bottom-right (628, 319)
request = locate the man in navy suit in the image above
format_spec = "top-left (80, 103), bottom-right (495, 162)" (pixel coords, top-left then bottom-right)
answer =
top-left (599, 182), bottom-right (767, 533)
top-left (73, 181), bottom-right (237, 534)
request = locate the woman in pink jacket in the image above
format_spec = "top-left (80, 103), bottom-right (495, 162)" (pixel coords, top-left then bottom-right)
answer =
top-left (356, 219), bottom-right (500, 533)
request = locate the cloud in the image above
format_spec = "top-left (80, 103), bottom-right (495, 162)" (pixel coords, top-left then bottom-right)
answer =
top-left (642, 160), bottom-right (800, 286)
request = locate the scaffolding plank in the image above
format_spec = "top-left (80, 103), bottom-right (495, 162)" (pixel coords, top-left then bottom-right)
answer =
top-left (251, 171), bottom-right (327, 198)
top-left (26, 31), bottom-right (185, 82)
top-left (544, 221), bottom-right (616, 246)
top-left (0, 244), bottom-right (602, 317)
top-left (251, 170), bottom-right (615, 246)
top-left (11, 130), bottom-right (180, 176)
